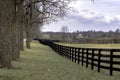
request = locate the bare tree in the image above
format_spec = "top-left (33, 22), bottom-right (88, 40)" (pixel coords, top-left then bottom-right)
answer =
top-left (61, 26), bottom-right (69, 33)
top-left (24, 0), bottom-right (73, 49)
top-left (61, 26), bottom-right (69, 42)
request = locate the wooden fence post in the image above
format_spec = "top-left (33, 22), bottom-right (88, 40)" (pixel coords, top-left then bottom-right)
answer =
top-left (62, 46), bottom-right (64, 56)
top-left (61, 46), bottom-right (63, 56)
top-left (70, 47), bottom-right (71, 60)
top-left (71, 48), bottom-right (74, 62)
top-left (91, 49), bottom-right (95, 70)
top-left (82, 49), bottom-right (84, 66)
top-left (98, 49), bottom-right (101, 72)
top-left (110, 50), bottom-right (113, 76)
top-left (55, 45), bottom-right (58, 52)
top-left (59, 45), bottom-right (62, 55)
top-left (64, 46), bottom-right (66, 58)
top-left (63, 46), bottom-right (65, 57)
top-left (78, 48), bottom-right (80, 64)
top-left (68, 47), bottom-right (71, 60)
top-left (57, 45), bottom-right (60, 54)
top-left (53, 44), bottom-right (55, 51)
top-left (86, 49), bottom-right (89, 68)
top-left (75, 48), bottom-right (77, 63)
top-left (67, 47), bottom-right (70, 59)
top-left (66, 47), bottom-right (69, 59)
top-left (65, 47), bottom-right (67, 58)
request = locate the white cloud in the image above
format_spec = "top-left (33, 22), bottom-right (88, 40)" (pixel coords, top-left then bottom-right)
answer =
top-left (70, 9), bottom-right (120, 23)
top-left (116, 15), bottom-right (120, 20)
top-left (42, 0), bottom-right (120, 32)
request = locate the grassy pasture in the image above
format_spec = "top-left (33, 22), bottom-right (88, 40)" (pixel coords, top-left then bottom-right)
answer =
top-left (0, 42), bottom-right (119, 80)
top-left (57, 43), bottom-right (120, 49)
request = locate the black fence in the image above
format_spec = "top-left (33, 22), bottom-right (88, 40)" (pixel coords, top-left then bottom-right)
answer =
top-left (37, 39), bottom-right (120, 76)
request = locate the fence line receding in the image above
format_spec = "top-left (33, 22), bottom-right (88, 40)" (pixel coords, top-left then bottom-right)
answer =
top-left (37, 39), bottom-right (120, 76)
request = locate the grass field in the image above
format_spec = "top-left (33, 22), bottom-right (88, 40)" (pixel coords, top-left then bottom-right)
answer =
top-left (0, 42), bottom-right (120, 80)
top-left (57, 43), bottom-right (120, 49)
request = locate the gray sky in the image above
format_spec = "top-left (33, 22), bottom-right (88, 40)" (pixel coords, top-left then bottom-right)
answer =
top-left (42, 0), bottom-right (120, 32)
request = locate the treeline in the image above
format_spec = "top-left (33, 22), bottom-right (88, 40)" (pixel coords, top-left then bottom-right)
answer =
top-left (0, 0), bottom-right (72, 68)
top-left (40, 29), bottom-right (120, 43)
top-left (76, 29), bottom-right (120, 39)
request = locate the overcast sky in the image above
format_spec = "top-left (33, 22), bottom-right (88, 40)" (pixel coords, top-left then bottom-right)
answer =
top-left (42, 0), bottom-right (120, 32)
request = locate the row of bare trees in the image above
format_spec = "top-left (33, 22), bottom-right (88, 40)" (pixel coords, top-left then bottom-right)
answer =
top-left (0, 0), bottom-right (73, 68)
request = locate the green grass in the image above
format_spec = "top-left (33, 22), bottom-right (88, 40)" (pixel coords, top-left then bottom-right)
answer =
top-left (0, 42), bottom-right (120, 80)
top-left (57, 43), bottom-right (120, 49)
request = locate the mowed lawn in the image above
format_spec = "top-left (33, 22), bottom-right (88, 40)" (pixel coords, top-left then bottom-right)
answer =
top-left (0, 42), bottom-right (120, 80)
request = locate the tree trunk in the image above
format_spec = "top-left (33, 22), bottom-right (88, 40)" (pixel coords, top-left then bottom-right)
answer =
top-left (0, 0), bottom-right (15, 68)
top-left (24, 1), bottom-right (33, 49)
top-left (10, 0), bottom-right (20, 60)
top-left (17, 0), bottom-right (24, 51)
top-left (11, 22), bottom-right (18, 60)
top-left (20, 24), bottom-right (24, 51)
top-left (25, 15), bottom-right (32, 49)
top-left (25, 26), bottom-right (31, 49)
top-left (16, 0), bottom-right (24, 54)
top-left (25, 17), bottom-right (31, 49)
top-left (26, 38), bottom-right (31, 49)
top-left (15, 24), bottom-right (20, 59)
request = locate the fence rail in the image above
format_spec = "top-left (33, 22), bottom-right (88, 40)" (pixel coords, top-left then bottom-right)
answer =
top-left (38, 39), bottom-right (120, 76)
